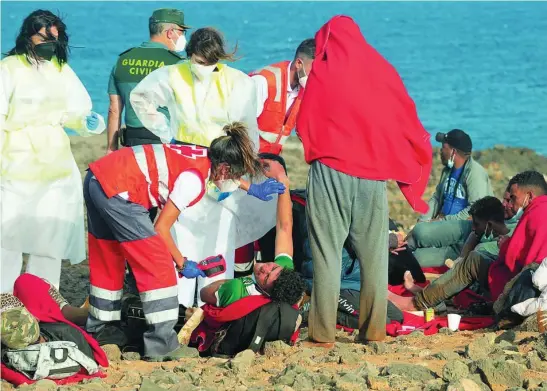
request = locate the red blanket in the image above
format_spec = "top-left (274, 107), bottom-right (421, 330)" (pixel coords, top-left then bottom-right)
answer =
top-left (488, 195), bottom-right (547, 300)
top-left (296, 15), bottom-right (432, 213)
top-left (1, 274), bottom-right (108, 386)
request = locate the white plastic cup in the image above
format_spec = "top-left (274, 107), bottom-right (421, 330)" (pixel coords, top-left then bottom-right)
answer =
top-left (447, 313), bottom-right (462, 331)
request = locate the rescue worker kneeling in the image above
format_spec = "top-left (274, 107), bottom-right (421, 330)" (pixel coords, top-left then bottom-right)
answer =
top-left (83, 122), bottom-right (285, 361)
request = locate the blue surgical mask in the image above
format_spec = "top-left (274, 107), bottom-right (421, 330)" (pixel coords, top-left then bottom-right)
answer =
top-left (514, 194), bottom-right (530, 221)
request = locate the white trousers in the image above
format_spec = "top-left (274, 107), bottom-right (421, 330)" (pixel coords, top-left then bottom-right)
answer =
top-left (1, 248), bottom-right (62, 293)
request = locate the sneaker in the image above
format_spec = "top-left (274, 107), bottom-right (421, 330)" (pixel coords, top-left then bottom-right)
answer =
top-left (145, 345), bottom-right (199, 362)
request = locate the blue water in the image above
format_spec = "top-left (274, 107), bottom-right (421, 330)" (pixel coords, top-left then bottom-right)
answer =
top-left (2, 1), bottom-right (546, 154)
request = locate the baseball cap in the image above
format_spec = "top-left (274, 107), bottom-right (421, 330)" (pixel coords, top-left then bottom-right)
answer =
top-left (149, 9), bottom-right (190, 29)
top-left (435, 129), bottom-right (472, 153)
top-left (1, 307), bottom-right (40, 349)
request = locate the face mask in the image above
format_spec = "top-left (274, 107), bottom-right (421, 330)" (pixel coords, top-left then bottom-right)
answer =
top-left (171, 33), bottom-right (187, 53)
top-left (34, 42), bottom-right (57, 61)
top-left (483, 224), bottom-right (494, 241)
top-left (514, 194), bottom-right (530, 220)
top-left (191, 62), bottom-right (216, 80)
top-left (446, 151), bottom-right (455, 169)
top-left (505, 214), bottom-right (519, 224)
top-left (297, 66), bottom-right (308, 88)
top-left (214, 179), bottom-right (240, 193)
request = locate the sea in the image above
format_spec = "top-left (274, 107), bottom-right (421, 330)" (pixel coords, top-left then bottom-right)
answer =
top-left (1, 1), bottom-right (546, 155)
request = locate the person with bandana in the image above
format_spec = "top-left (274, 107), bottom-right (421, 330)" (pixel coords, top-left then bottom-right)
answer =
top-left (249, 38), bottom-right (315, 155)
top-left (390, 171), bottom-right (547, 312)
top-left (106, 9), bottom-right (188, 152)
top-left (0, 10), bottom-right (105, 294)
top-left (406, 129), bottom-right (493, 267)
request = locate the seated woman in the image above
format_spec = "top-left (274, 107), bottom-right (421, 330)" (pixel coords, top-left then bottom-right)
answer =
top-left (390, 171), bottom-right (547, 312)
top-left (200, 160), bottom-right (306, 307)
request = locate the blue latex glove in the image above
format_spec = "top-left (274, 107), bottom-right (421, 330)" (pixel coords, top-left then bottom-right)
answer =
top-left (247, 178), bottom-right (286, 201)
top-left (181, 260), bottom-right (206, 279)
top-left (86, 113), bottom-right (99, 131)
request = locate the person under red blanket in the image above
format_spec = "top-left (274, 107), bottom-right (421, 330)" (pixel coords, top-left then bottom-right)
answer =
top-left (296, 15), bottom-right (432, 346)
top-left (390, 171), bottom-right (547, 312)
top-left (200, 160), bottom-right (306, 307)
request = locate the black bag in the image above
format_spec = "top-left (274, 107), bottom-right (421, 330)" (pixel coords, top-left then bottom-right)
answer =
top-left (336, 289), bottom-right (404, 329)
top-left (39, 322), bottom-right (95, 360)
top-left (498, 268), bottom-right (541, 319)
top-left (209, 302), bottom-right (300, 357)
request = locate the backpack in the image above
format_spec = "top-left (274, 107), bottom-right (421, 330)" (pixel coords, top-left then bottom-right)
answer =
top-left (208, 302), bottom-right (300, 357)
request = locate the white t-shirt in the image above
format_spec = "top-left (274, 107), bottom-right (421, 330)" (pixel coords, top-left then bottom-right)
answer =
top-left (252, 62), bottom-right (300, 118)
top-left (168, 171), bottom-right (203, 210)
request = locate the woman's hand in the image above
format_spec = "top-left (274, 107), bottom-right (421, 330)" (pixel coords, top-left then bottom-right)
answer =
top-left (247, 178), bottom-right (286, 201)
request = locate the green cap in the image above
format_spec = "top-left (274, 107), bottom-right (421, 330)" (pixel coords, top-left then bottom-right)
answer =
top-left (1, 307), bottom-right (40, 349)
top-left (150, 9), bottom-right (190, 29)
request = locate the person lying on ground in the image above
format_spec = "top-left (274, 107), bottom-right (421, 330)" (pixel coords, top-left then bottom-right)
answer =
top-left (405, 129), bottom-right (493, 268)
top-left (389, 171), bottom-right (547, 312)
top-left (200, 160), bottom-right (306, 307)
top-left (84, 122), bottom-right (285, 361)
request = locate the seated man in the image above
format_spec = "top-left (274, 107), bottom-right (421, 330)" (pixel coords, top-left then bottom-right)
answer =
top-left (200, 159), bottom-right (306, 307)
top-left (391, 171), bottom-right (547, 311)
top-left (407, 129), bottom-right (493, 267)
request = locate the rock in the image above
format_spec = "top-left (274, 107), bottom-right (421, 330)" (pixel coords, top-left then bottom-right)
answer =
top-left (273, 387), bottom-right (295, 391)
top-left (382, 363), bottom-right (437, 382)
top-left (515, 315), bottom-right (539, 332)
top-left (0, 381), bottom-right (14, 391)
top-left (367, 341), bottom-right (388, 355)
top-left (118, 370), bottom-right (142, 386)
top-left (473, 359), bottom-right (524, 389)
top-left (353, 362), bottom-right (380, 378)
top-left (497, 339), bottom-right (519, 352)
top-left (531, 333), bottom-right (547, 360)
top-left (419, 349), bottom-right (433, 358)
top-left (495, 330), bottom-right (517, 344)
top-left (121, 351), bottom-right (141, 361)
top-left (264, 340), bottom-right (292, 358)
top-left (447, 378), bottom-right (486, 391)
top-left (148, 369), bottom-right (182, 387)
top-left (433, 350), bottom-right (462, 361)
top-left (526, 351), bottom-right (543, 371)
top-left (18, 380), bottom-right (57, 391)
top-left (524, 378), bottom-right (544, 390)
top-left (465, 335), bottom-right (496, 360)
top-left (229, 349), bottom-right (255, 373)
top-left (339, 350), bottom-right (362, 364)
top-left (77, 381), bottom-right (110, 391)
top-left (101, 344), bottom-right (122, 362)
top-left (425, 378), bottom-right (448, 391)
top-left (442, 361), bottom-right (470, 382)
top-left (366, 376), bottom-right (390, 391)
top-left (335, 373), bottom-right (367, 391)
top-left (439, 327), bottom-right (455, 335)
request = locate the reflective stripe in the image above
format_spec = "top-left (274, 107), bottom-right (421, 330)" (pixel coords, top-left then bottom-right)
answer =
top-left (140, 286), bottom-right (178, 303)
top-left (152, 144), bottom-right (170, 203)
top-left (133, 145), bottom-right (158, 207)
top-left (89, 305), bottom-right (121, 321)
top-left (259, 131), bottom-right (290, 144)
top-left (261, 66), bottom-right (282, 103)
top-left (90, 285), bottom-right (123, 301)
top-left (145, 308), bottom-right (179, 325)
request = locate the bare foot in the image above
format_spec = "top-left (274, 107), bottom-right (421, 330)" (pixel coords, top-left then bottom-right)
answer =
top-left (403, 271), bottom-right (423, 294)
top-left (388, 291), bottom-right (418, 312)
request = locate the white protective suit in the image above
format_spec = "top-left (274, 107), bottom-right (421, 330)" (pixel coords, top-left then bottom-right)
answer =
top-left (0, 55), bottom-right (105, 293)
top-left (130, 61), bottom-right (277, 307)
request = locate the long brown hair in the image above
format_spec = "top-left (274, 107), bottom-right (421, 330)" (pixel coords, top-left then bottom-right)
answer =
top-left (186, 27), bottom-right (238, 64)
top-left (209, 122), bottom-right (260, 178)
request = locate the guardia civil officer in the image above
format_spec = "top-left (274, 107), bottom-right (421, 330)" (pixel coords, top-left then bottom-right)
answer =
top-left (106, 9), bottom-right (189, 152)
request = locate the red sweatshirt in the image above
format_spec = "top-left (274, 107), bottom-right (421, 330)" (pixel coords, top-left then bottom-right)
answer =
top-left (296, 15), bottom-right (432, 213)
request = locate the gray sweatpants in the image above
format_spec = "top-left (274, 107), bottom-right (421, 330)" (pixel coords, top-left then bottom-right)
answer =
top-left (307, 161), bottom-right (388, 343)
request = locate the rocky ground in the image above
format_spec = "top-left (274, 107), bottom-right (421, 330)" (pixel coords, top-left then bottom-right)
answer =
top-left (3, 326), bottom-right (547, 390)
top-left (3, 136), bottom-right (546, 390)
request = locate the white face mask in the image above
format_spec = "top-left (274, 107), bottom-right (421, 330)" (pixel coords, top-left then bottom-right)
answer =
top-left (297, 67), bottom-right (308, 88)
top-left (446, 151), bottom-right (455, 169)
top-left (483, 224), bottom-right (494, 241)
top-left (191, 62), bottom-right (216, 80)
top-left (514, 194), bottom-right (530, 220)
top-left (171, 33), bottom-right (187, 53)
top-left (214, 179), bottom-right (240, 193)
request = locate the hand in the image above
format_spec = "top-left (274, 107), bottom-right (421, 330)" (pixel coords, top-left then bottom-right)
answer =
top-left (497, 235), bottom-right (509, 249)
top-left (247, 178), bottom-right (286, 201)
top-left (179, 260), bottom-right (206, 279)
top-left (86, 113), bottom-right (99, 131)
top-left (262, 159), bottom-right (288, 182)
top-left (396, 232), bottom-right (407, 248)
top-left (390, 246), bottom-right (407, 255)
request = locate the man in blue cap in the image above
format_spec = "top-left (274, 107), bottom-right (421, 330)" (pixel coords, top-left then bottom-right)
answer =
top-left (106, 9), bottom-right (189, 152)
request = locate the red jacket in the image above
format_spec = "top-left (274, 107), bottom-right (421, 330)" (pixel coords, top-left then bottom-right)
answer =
top-left (89, 144), bottom-right (210, 209)
top-left (488, 195), bottom-right (547, 300)
top-left (296, 15), bottom-right (432, 213)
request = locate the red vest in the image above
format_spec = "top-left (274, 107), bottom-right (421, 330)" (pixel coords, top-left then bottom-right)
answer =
top-left (90, 144), bottom-right (211, 209)
top-left (251, 61), bottom-right (303, 155)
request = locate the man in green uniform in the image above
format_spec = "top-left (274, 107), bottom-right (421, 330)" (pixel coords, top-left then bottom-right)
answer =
top-left (106, 9), bottom-right (189, 152)
top-left (200, 159), bottom-right (306, 307)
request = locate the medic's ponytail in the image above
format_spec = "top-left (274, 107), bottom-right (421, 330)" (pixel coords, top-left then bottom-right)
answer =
top-left (209, 122), bottom-right (261, 178)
